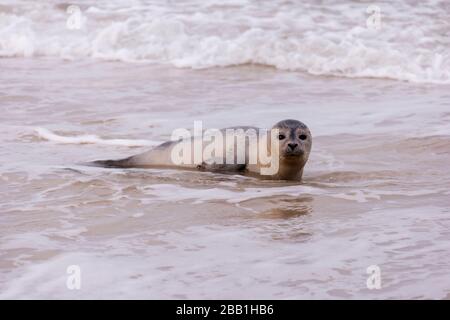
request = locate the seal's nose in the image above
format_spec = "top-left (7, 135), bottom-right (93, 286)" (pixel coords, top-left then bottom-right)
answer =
top-left (287, 143), bottom-right (298, 151)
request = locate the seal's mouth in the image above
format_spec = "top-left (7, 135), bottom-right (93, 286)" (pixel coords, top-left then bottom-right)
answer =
top-left (282, 150), bottom-right (304, 158)
top-left (281, 154), bottom-right (303, 161)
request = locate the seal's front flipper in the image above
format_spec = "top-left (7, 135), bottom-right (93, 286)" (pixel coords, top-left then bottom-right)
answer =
top-left (88, 156), bottom-right (134, 168)
top-left (196, 159), bottom-right (246, 173)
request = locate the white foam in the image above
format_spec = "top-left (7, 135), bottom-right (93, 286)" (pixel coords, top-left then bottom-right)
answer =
top-left (35, 127), bottom-right (159, 147)
top-left (134, 183), bottom-right (448, 205)
top-left (1, 1), bottom-right (450, 84)
top-left (138, 183), bottom-right (323, 204)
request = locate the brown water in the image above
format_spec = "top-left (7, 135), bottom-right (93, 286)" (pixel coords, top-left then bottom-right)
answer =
top-left (1, 58), bottom-right (450, 299)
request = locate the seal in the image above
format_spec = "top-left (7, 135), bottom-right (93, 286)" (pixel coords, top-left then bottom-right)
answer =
top-left (91, 119), bottom-right (312, 180)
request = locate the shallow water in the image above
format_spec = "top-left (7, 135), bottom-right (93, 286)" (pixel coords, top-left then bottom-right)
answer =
top-left (1, 57), bottom-right (450, 299)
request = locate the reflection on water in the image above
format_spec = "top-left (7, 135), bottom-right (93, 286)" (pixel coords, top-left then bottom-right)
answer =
top-left (262, 197), bottom-right (313, 219)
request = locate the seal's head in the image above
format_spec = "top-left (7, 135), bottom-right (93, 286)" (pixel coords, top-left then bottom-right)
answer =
top-left (271, 119), bottom-right (312, 179)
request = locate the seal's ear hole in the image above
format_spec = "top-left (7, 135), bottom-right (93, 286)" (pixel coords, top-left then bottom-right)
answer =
top-left (278, 134), bottom-right (286, 140)
top-left (299, 134), bottom-right (307, 140)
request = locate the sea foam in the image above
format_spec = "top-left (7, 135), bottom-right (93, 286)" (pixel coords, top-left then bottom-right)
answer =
top-left (1, 0), bottom-right (449, 84)
top-left (35, 127), bottom-right (159, 147)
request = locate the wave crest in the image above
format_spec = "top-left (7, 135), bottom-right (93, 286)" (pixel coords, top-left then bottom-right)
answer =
top-left (1, 1), bottom-right (450, 84)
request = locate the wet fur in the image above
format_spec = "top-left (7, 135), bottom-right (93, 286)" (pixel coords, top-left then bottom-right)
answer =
top-left (90, 119), bottom-right (312, 180)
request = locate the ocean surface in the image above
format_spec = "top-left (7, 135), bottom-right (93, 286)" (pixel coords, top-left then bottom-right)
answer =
top-left (1, 0), bottom-right (450, 299)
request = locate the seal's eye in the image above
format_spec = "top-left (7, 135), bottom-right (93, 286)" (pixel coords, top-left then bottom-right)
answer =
top-left (278, 134), bottom-right (286, 140)
top-left (299, 134), bottom-right (307, 140)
